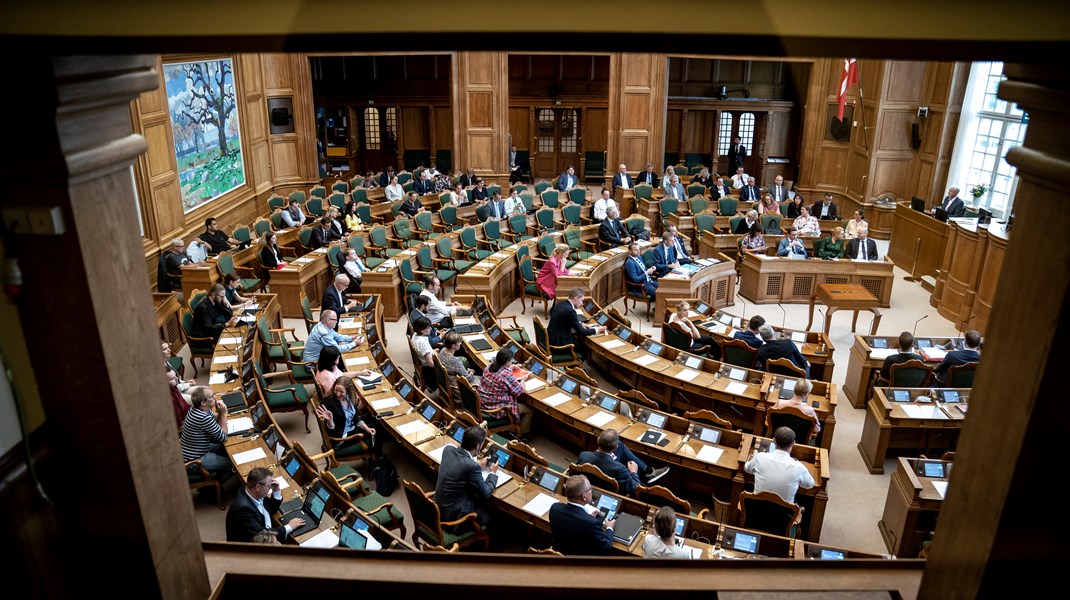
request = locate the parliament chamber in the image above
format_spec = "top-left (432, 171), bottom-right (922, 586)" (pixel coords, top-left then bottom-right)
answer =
top-left (1, 4), bottom-right (1066, 599)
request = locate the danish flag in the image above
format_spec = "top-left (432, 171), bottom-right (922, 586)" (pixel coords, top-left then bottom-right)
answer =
top-left (837, 58), bottom-right (859, 120)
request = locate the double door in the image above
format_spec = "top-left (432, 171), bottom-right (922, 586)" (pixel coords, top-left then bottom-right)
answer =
top-left (532, 107), bottom-right (581, 179)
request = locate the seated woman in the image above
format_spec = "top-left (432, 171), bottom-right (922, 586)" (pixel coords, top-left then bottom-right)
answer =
top-left (438, 332), bottom-right (479, 391)
top-left (844, 209), bottom-right (867, 240)
top-left (740, 222), bottom-right (767, 255)
top-left (411, 316), bottom-right (438, 392)
top-left (222, 273), bottom-right (254, 309)
top-left (793, 205), bottom-right (821, 236)
top-left (691, 167), bottom-right (713, 188)
top-left (362, 170), bottom-right (380, 189)
top-left (785, 194), bottom-right (806, 219)
top-left (661, 165), bottom-right (676, 190)
top-left (669, 301), bottom-right (721, 359)
top-left (643, 506), bottom-right (692, 559)
top-left (536, 244), bottom-right (573, 300)
top-left (343, 200), bottom-right (362, 231)
top-left (384, 175), bottom-right (404, 202)
top-left (771, 378), bottom-right (822, 434)
top-left (816, 226), bottom-right (845, 260)
top-left (757, 193), bottom-right (780, 215)
top-left (258, 231), bottom-right (287, 270)
top-left (314, 376), bottom-right (382, 456)
top-left (479, 348), bottom-right (534, 442)
top-left (313, 346), bottom-right (372, 395)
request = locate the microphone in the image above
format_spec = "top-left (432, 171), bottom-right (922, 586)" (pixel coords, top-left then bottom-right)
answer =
top-left (736, 290), bottom-right (748, 322)
top-left (775, 303), bottom-right (787, 336)
top-left (912, 315), bottom-right (928, 338)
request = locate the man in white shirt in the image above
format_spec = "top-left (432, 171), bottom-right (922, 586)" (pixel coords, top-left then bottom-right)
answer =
top-left (279, 199), bottom-right (307, 228)
top-left (419, 276), bottom-right (467, 327)
top-left (341, 248), bottom-right (367, 293)
top-left (731, 167), bottom-right (750, 189)
top-left (744, 427), bottom-right (815, 504)
top-left (592, 188), bottom-right (617, 223)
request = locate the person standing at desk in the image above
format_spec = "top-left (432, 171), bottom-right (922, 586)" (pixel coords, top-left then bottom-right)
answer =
top-left (436, 425), bottom-right (498, 528)
top-left (744, 426), bottom-right (815, 504)
top-left (727, 136), bottom-right (747, 172)
top-left (934, 329), bottom-right (982, 385)
top-left (777, 227), bottom-right (808, 258)
top-left (548, 287), bottom-right (607, 359)
top-left (880, 331), bottom-right (922, 381)
top-left (769, 175), bottom-right (789, 204)
top-left (227, 467), bottom-right (305, 543)
top-left (549, 475), bottom-right (616, 556)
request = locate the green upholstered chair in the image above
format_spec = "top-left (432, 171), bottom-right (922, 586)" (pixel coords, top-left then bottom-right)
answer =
top-left (232, 226), bottom-right (252, 245)
top-left (398, 258), bottom-right (428, 296)
top-left (331, 181), bottom-right (349, 194)
top-left (412, 211), bottom-right (441, 241)
top-left (267, 195), bottom-right (286, 212)
top-left (180, 309), bottom-right (215, 377)
top-left (947, 361), bottom-right (978, 388)
top-left (503, 213), bottom-right (534, 243)
top-left (367, 225), bottom-right (402, 258)
top-left (518, 257), bottom-right (548, 316)
top-left (534, 181), bottom-right (552, 195)
top-left (416, 245), bottom-right (456, 290)
top-left (321, 470), bottom-right (407, 538)
top-left (252, 361), bottom-right (310, 433)
top-left (721, 338), bottom-right (758, 369)
top-left (480, 219), bottom-right (512, 250)
top-left (403, 480), bottom-right (489, 551)
top-left (436, 236), bottom-right (475, 274)
top-left (390, 218), bottom-right (422, 249)
top-left (557, 203), bottom-right (584, 228)
top-left (540, 189), bottom-right (560, 209)
top-left (728, 216), bottom-right (745, 234)
top-left (216, 252), bottom-right (261, 293)
top-left (563, 227), bottom-right (595, 262)
top-left (435, 205), bottom-right (461, 233)
top-left (688, 196), bottom-right (710, 215)
top-left (761, 213), bottom-right (783, 235)
top-left (459, 226), bottom-right (494, 261)
top-left (890, 359), bottom-right (934, 387)
top-left (347, 235), bottom-right (384, 268)
top-left (534, 207), bottom-right (557, 234)
top-left (351, 188), bottom-right (368, 204)
top-left (305, 197), bottom-right (325, 217)
top-left (328, 192), bottom-right (347, 212)
top-left (309, 185), bottom-right (327, 199)
top-left (739, 490), bottom-right (803, 538)
top-left (567, 187), bottom-right (587, 205)
top-left (533, 315), bottom-right (583, 368)
top-left (765, 404), bottom-right (818, 446)
top-left (687, 183), bottom-right (707, 199)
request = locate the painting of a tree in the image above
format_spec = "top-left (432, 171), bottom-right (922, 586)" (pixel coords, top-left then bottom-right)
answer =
top-left (163, 58), bottom-right (246, 213)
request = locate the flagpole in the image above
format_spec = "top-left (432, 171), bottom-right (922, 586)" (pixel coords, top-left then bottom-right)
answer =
top-left (855, 61), bottom-right (870, 155)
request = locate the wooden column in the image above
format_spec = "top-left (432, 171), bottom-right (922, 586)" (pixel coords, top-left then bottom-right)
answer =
top-left (607, 53), bottom-right (668, 176)
top-left (0, 56), bottom-right (209, 597)
top-left (919, 64), bottom-right (1066, 598)
top-left (453, 51), bottom-right (509, 177)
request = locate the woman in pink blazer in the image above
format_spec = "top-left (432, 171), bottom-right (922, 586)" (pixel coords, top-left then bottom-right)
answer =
top-left (536, 244), bottom-right (573, 299)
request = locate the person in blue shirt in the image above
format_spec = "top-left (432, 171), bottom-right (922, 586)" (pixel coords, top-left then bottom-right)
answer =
top-left (777, 227), bottom-right (808, 258)
top-left (623, 242), bottom-right (658, 300)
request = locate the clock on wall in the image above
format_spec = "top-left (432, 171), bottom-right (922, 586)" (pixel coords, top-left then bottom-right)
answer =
top-left (825, 104), bottom-right (854, 142)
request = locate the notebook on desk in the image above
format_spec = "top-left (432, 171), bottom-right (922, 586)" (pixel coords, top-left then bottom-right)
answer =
top-left (611, 512), bottom-right (644, 545)
top-left (468, 337), bottom-right (493, 351)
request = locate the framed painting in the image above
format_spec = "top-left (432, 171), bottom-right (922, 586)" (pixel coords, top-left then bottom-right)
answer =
top-left (163, 57), bottom-right (246, 213)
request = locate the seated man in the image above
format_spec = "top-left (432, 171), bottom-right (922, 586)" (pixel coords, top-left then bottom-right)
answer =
top-left (340, 247), bottom-right (368, 294)
top-left (399, 191), bottom-right (423, 217)
top-left (777, 227), bottom-right (808, 258)
top-left (409, 294), bottom-right (443, 346)
top-left (744, 426), bottom-right (815, 504)
top-left (412, 170), bottom-right (435, 196)
top-left (199, 217), bottom-right (240, 255)
top-left (577, 429), bottom-right (669, 496)
top-left (733, 315), bottom-right (765, 349)
top-left (435, 426), bottom-right (498, 527)
top-left (191, 284), bottom-right (236, 343)
top-left (756, 323), bottom-right (809, 377)
top-left (549, 475), bottom-right (615, 556)
top-left (302, 310), bottom-right (358, 363)
top-left (934, 329), bottom-right (982, 385)
top-left (556, 165), bottom-right (577, 191)
top-left (666, 225), bottom-right (694, 265)
top-left (812, 192), bottom-right (839, 220)
top-left (419, 275), bottom-right (466, 328)
top-left (651, 231), bottom-right (689, 277)
top-left (598, 208), bottom-right (632, 247)
top-left (711, 177), bottom-right (732, 199)
top-left (846, 225), bottom-right (879, 260)
top-left (159, 237), bottom-right (204, 293)
top-left (279, 198), bottom-right (313, 228)
top-left (321, 273), bottom-right (359, 319)
top-left (880, 331), bottom-right (922, 381)
top-left (180, 387), bottom-right (231, 475)
top-left (591, 188), bottom-right (617, 223)
top-left (226, 467), bottom-right (305, 543)
top-left (623, 242), bottom-right (658, 301)
top-left (547, 287), bottom-right (607, 359)
top-left (310, 216), bottom-right (341, 248)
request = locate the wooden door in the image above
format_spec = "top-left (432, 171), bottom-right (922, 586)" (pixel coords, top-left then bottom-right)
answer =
top-left (359, 106), bottom-right (399, 174)
top-left (533, 107), bottom-right (582, 179)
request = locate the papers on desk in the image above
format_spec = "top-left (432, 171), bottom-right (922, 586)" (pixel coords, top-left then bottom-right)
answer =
top-left (299, 529), bottom-right (339, 549)
top-left (600, 339), bottom-right (626, 350)
top-left (338, 320), bottom-right (362, 330)
top-left (633, 354), bottom-right (660, 367)
top-left (901, 404), bottom-right (943, 419)
top-left (370, 397), bottom-right (400, 411)
top-left (724, 381), bottom-right (750, 396)
top-left (869, 348), bottom-right (897, 360)
top-left (275, 476), bottom-right (289, 490)
top-left (695, 445), bottom-right (725, 464)
top-left (482, 351), bottom-right (498, 362)
top-left (791, 331), bottom-right (807, 342)
top-left (428, 443), bottom-right (455, 464)
top-left (453, 317), bottom-right (477, 325)
top-left (571, 264), bottom-right (592, 271)
top-left (590, 255), bottom-right (608, 261)
top-left (674, 368), bottom-right (701, 382)
top-left (522, 492), bottom-right (559, 517)
top-left (491, 252), bottom-right (509, 259)
top-left (238, 315), bottom-right (257, 324)
top-left (686, 546), bottom-right (704, 559)
top-left (218, 336), bottom-right (243, 345)
top-left (726, 367), bottom-right (747, 381)
top-left (345, 356), bottom-right (371, 366)
top-left (380, 259), bottom-right (398, 268)
top-left (585, 410), bottom-right (616, 428)
top-left (212, 355), bottom-right (238, 365)
top-left (357, 371), bottom-right (382, 386)
top-left (542, 392), bottom-right (572, 407)
top-left (208, 372), bottom-right (230, 385)
top-left (525, 378), bottom-right (547, 392)
top-left (931, 481), bottom-right (949, 499)
top-left (793, 341), bottom-right (805, 353)
top-left (291, 257), bottom-right (313, 265)
top-left (396, 421), bottom-right (428, 437)
top-left (226, 417), bottom-right (253, 434)
top-left (232, 448), bottom-right (267, 465)
top-left (463, 334), bottom-right (487, 343)
top-left (482, 469), bottom-right (512, 489)
top-left (920, 347), bottom-right (948, 361)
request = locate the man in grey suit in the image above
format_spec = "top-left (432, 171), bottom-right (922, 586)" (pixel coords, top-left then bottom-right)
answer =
top-left (663, 175), bottom-right (686, 201)
top-left (435, 426), bottom-right (498, 527)
top-left (934, 187), bottom-right (967, 218)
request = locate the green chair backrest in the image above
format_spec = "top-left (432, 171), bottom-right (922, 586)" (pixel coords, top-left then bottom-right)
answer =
top-left (673, 165), bottom-right (688, 177)
top-left (436, 236), bottom-right (454, 260)
top-left (534, 181), bottom-right (552, 195)
top-left (779, 202), bottom-right (791, 217)
top-left (299, 228), bottom-right (313, 247)
top-left (519, 257), bottom-right (536, 283)
top-left (634, 184), bottom-right (653, 200)
top-left (188, 293), bottom-right (206, 312)
top-left (254, 219), bottom-right (272, 237)
top-left (761, 213), bottom-right (782, 234)
top-left (890, 363), bottom-right (932, 387)
top-left (475, 204), bottom-right (489, 222)
top-left (402, 181), bottom-right (414, 193)
top-left (687, 183), bottom-right (707, 198)
top-left (520, 193), bottom-right (535, 213)
top-left (369, 225), bottom-right (388, 247)
top-left (688, 197), bottom-right (709, 214)
top-left (562, 203), bottom-right (581, 225)
top-left (948, 363), bottom-right (978, 388)
top-left (533, 315), bottom-right (549, 352)
top-left (233, 226), bottom-right (252, 243)
top-left (694, 212), bottom-right (716, 234)
top-left (719, 198), bottom-right (739, 216)
top-left (538, 235), bottom-right (556, 259)
top-left (541, 189), bottom-right (559, 208)
top-left (397, 172), bottom-right (413, 185)
top-left (394, 218), bottom-right (412, 240)
top-left (348, 235), bottom-right (366, 255)
top-left (659, 198), bottom-right (679, 217)
top-left (440, 205), bottom-right (457, 226)
top-left (568, 188), bottom-right (586, 205)
top-left (351, 188), bottom-right (368, 204)
top-left (723, 340), bottom-right (757, 368)
top-left (439, 191), bottom-right (452, 206)
top-left (460, 226), bottom-right (478, 249)
top-left (391, 202), bottom-right (402, 218)
top-left (563, 227), bottom-right (582, 250)
top-left (327, 245), bottom-right (344, 272)
top-left (416, 245), bottom-right (433, 270)
top-left (306, 198), bottom-right (324, 216)
top-left (641, 249), bottom-right (654, 269)
top-left (664, 324), bottom-right (692, 351)
top-left (289, 191), bottom-right (306, 204)
top-left (257, 316), bottom-right (273, 343)
top-left (332, 181), bottom-right (349, 194)
top-left (355, 204), bottom-right (372, 224)
top-left (483, 219), bottom-right (500, 240)
top-left (270, 211), bottom-right (285, 229)
top-left (515, 244), bottom-right (530, 263)
top-left (399, 257), bottom-right (415, 281)
top-left (217, 253), bottom-right (236, 276)
top-left (268, 195), bottom-right (286, 211)
top-left (309, 186), bottom-right (327, 199)
top-left (729, 216), bottom-right (745, 233)
top-left (487, 184), bottom-right (501, 198)
top-left (625, 217), bottom-right (646, 232)
top-left (536, 208), bottom-right (555, 230)
top-left (329, 193), bottom-right (346, 211)
top-left (511, 184), bottom-right (527, 194)
top-left (414, 211), bottom-right (434, 233)
top-left (508, 213), bottom-right (528, 235)
top-left (300, 293), bottom-right (315, 323)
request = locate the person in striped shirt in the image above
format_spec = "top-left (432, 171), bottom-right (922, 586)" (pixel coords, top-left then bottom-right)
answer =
top-left (180, 387), bottom-right (231, 474)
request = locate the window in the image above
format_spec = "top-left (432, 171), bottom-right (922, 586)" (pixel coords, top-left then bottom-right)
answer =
top-left (537, 109), bottom-right (554, 153)
top-left (560, 109), bottom-right (577, 153)
top-left (717, 114), bottom-right (734, 154)
top-left (717, 113), bottom-right (755, 157)
top-left (363, 107), bottom-right (380, 150)
top-left (947, 62), bottom-right (1027, 216)
top-left (738, 113), bottom-right (756, 152)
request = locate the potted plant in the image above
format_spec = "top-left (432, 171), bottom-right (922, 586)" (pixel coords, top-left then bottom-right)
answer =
top-left (969, 184), bottom-right (988, 199)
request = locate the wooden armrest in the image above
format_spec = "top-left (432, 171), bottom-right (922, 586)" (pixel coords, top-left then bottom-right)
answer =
top-left (328, 431), bottom-right (366, 446)
top-left (440, 512), bottom-right (484, 530)
top-left (548, 342), bottom-right (578, 356)
top-left (431, 257), bottom-right (453, 267)
top-left (450, 248), bottom-right (472, 259)
top-left (580, 240), bottom-right (598, 251)
top-left (496, 314), bottom-right (522, 328)
top-left (361, 500), bottom-right (396, 516)
top-left (185, 333), bottom-right (216, 344)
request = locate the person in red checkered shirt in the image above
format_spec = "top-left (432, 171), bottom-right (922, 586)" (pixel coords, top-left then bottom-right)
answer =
top-left (479, 348), bottom-right (534, 442)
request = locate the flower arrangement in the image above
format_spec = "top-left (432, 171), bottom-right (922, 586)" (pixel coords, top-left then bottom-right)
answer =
top-left (970, 184), bottom-right (988, 198)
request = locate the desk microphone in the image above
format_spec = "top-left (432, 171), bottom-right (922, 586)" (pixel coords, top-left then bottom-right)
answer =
top-left (775, 303), bottom-right (787, 336)
top-left (912, 315), bottom-right (928, 338)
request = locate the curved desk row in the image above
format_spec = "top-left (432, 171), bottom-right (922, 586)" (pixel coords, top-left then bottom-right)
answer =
top-left (842, 334), bottom-right (968, 409)
top-left (930, 218), bottom-right (1008, 333)
top-left (739, 253), bottom-right (894, 306)
top-left (858, 387), bottom-right (968, 474)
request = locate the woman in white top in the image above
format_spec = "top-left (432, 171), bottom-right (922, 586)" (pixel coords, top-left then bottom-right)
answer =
top-left (771, 378), bottom-right (821, 433)
top-left (668, 301), bottom-right (720, 358)
top-left (792, 205), bottom-right (821, 236)
top-left (844, 209), bottom-right (867, 240)
top-left (411, 316), bottom-right (438, 392)
top-left (661, 166), bottom-right (675, 190)
top-left (384, 175), bottom-right (404, 202)
top-left (642, 506), bottom-right (692, 559)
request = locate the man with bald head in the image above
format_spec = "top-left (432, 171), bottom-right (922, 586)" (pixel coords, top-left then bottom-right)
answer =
top-left (302, 310), bottom-right (358, 363)
top-left (612, 163), bottom-right (633, 194)
top-left (321, 273), bottom-right (359, 319)
top-left (549, 475), bottom-right (616, 555)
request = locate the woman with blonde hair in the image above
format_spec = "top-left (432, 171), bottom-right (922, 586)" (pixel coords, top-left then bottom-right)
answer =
top-left (536, 244), bottom-right (573, 299)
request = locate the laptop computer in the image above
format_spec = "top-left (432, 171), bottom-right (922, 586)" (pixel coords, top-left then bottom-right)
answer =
top-left (934, 207), bottom-right (949, 222)
top-left (468, 337), bottom-right (493, 351)
top-left (721, 527), bottom-right (761, 554)
top-left (281, 483), bottom-right (329, 538)
top-left (611, 512), bottom-right (644, 545)
top-left (338, 518), bottom-right (369, 550)
top-left (452, 323), bottom-right (484, 334)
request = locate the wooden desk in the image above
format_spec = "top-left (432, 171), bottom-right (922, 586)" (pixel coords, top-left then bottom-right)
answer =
top-left (867, 201), bottom-right (896, 240)
top-left (154, 292), bottom-right (183, 350)
top-left (858, 387), bottom-right (967, 474)
top-left (887, 202), bottom-right (948, 279)
top-left (739, 253), bottom-right (894, 307)
top-left (842, 335), bottom-right (964, 408)
top-left (698, 233), bottom-right (820, 261)
top-left (931, 219), bottom-right (1009, 333)
top-left (806, 283), bottom-right (882, 336)
top-left (179, 241), bottom-right (263, 301)
top-left (651, 256), bottom-right (737, 326)
top-left (270, 245), bottom-right (334, 318)
top-left (878, 457), bottom-right (951, 557)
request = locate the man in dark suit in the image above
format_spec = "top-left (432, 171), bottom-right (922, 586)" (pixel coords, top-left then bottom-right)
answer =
top-left (880, 331), bottom-right (923, 381)
top-left (548, 287), bottom-right (607, 358)
top-left (310, 216), bottom-right (341, 248)
top-left (412, 171), bottom-right (434, 195)
top-left (652, 232), bottom-right (684, 277)
top-left (711, 177), bottom-right (732, 200)
top-left (665, 225), bottom-right (694, 265)
top-left (934, 329), bottom-right (982, 384)
top-left (635, 163), bottom-right (658, 186)
top-left (611, 163), bottom-right (633, 194)
top-left (598, 208), bottom-right (632, 247)
top-left (459, 169), bottom-right (477, 187)
top-left (739, 178), bottom-right (761, 202)
top-left (733, 315), bottom-right (765, 349)
top-left (756, 324), bottom-right (809, 377)
top-left (769, 175), bottom-right (789, 203)
top-left (935, 187), bottom-right (967, 218)
top-left (812, 192), bottom-right (839, 220)
top-left (435, 426), bottom-right (497, 526)
top-left (549, 475), bottom-right (615, 556)
top-left (556, 165), bottom-right (578, 191)
top-left (623, 242), bottom-right (658, 300)
top-left (378, 166), bottom-right (395, 187)
top-left (577, 429), bottom-right (668, 496)
top-left (191, 284), bottom-right (236, 342)
top-left (321, 273), bottom-right (358, 321)
top-left (727, 136), bottom-right (747, 171)
top-left (508, 145), bottom-right (526, 184)
top-left (226, 467), bottom-right (305, 543)
top-left (846, 225), bottom-right (879, 260)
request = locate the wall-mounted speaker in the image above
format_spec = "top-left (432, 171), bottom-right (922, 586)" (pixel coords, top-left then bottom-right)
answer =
top-left (270, 108), bottom-right (291, 127)
top-left (267, 97), bottom-right (295, 134)
top-left (911, 123), bottom-right (922, 150)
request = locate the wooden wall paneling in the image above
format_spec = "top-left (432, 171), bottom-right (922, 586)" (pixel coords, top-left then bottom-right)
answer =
top-left (508, 106), bottom-right (530, 151)
top-left (665, 109), bottom-right (682, 157)
top-left (401, 106), bottom-right (430, 152)
top-left (454, 52), bottom-right (508, 176)
top-left (607, 53), bottom-right (667, 172)
top-left (584, 107), bottom-right (608, 152)
top-left (434, 106), bottom-right (453, 151)
top-left (265, 53), bottom-right (317, 189)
